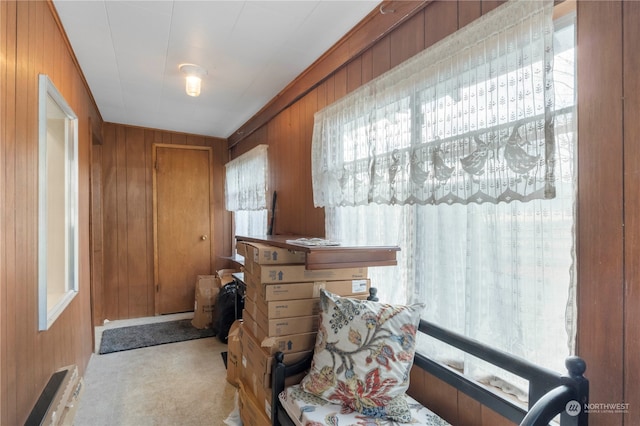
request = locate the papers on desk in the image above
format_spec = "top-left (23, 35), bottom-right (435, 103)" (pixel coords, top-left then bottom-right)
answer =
top-left (285, 238), bottom-right (341, 246)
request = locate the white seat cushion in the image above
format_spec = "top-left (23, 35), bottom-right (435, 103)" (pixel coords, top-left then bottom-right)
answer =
top-left (279, 384), bottom-right (451, 425)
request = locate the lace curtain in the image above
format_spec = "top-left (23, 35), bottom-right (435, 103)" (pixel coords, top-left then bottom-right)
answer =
top-left (226, 144), bottom-right (269, 237)
top-left (225, 144), bottom-right (268, 211)
top-left (233, 209), bottom-right (268, 238)
top-left (312, 0), bottom-right (556, 207)
top-left (319, 0), bottom-right (577, 399)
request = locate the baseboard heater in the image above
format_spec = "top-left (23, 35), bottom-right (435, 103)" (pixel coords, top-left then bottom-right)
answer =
top-left (25, 365), bottom-right (83, 426)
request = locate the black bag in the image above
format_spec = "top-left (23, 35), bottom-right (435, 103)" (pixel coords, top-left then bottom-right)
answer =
top-left (213, 281), bottom-right (244, 343)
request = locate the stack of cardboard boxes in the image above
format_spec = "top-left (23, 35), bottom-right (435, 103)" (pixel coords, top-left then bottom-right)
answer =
top-left (235, 240), bottom-right (371, 425)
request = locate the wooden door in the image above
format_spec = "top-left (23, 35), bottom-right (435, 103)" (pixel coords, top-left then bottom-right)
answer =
top-left (153, 145), bottom-right (214, 314)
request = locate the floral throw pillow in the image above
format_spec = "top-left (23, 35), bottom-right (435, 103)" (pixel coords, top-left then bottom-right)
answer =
top-left (300, 289), bottom-right (425, 422)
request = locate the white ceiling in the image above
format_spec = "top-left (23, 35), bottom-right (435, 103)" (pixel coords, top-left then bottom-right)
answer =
top-left (52, 0), bottom-right (380, 139)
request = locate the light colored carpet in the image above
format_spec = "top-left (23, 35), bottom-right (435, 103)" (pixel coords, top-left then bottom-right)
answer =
top-left (75, 315), bottom-right (237, 426)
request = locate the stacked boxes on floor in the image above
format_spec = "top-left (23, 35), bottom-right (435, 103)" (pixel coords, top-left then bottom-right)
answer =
top-left (236, 241), bottom-right (370, 425)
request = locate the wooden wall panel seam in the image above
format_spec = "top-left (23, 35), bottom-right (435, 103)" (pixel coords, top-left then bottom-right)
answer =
top-left (3, 2), bottom-right (19, 423)
top-left (0, 0), bottom-right (7, 420)
top-left (16, 0), bottom-right (31, 413)
top-left (622, 1), bottom-right (640, 423)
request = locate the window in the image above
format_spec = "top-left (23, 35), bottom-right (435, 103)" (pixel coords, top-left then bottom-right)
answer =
top-left (38, 75), bottom-right (79, 330)
top-left (312, 0), bottom-right (575, 400)
top-left (233, 209), bottom-right (268, 238)
top-left (225, 145), bottom-right (269, 238)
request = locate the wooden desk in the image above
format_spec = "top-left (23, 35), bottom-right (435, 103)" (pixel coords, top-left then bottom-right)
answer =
top-left (236, 235), bottom-right (399, 270)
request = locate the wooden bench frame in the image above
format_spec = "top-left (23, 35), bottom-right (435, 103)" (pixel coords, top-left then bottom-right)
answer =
top-left (271, 297), bottom-right (588, 426)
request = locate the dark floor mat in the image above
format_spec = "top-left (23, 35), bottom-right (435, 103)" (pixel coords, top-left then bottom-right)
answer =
top-left (99, 319), bottom-right (215, 354)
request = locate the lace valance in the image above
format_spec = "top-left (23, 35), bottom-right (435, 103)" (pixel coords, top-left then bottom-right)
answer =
top-left (312, 0), bottom-right (557, 207)
top-left (225, 144), bottom-right (268, 211)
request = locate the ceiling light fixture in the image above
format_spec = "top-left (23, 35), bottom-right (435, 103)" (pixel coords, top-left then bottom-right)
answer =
top-left (179, 63), bottom-right (207, 97)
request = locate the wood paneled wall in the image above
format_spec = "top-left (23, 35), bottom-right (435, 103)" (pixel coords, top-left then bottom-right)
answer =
top-left (578, 2), bottom-right (639, 425)
top-left (98, 123), bottom-right (231, 322)
top-left (0, 1), bottom-right (101, 424)
top-left (229, 1), bottom-right (639, 425)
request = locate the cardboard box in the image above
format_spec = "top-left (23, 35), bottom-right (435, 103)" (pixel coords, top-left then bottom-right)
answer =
top-left (242, 348), bottom-right (307, 403)
top-left (245, 273), bottom-right (371, 301)
top-left (191, 275), bottom-right (220, 329)
top-left (238, 241), bottom-right (305, 276)
top-left (240, 328), bottom-right (263, 381)
top-left (236, 241), bottom-right (248, 258)
top-left (263, 279), bottom-right (371, 301)
top-left (239, 381), bottom-right (271, 426)
top-left (242, 308), bottom-right (260, 339)
top-left (254, 306), bottom-right (319, 336)
top-left (259, 331), bottom-right (318, 355)
top-left (241, 327), bottom-right (312, 385)
top-left (240, 340), bottom-right (271, 392)
top-left (255, 297), bottom-right (322, 319)
top-left (226, 320), bottom-right (243, 387)
top-left (197, 274), bottom-right (220, 288)
top-left (244, 278), bottom-right (259, 303)
top-left (243, 271), bottom-right (260, 299)
top-left (246, 241), bottom-right (306, 265)
top-left (244, 294), bottom-right (258, 320)
top-left (253, 263), bottom-right (368, 284)
top-left (255, 293), bottom-right (369, 319)
top-left (218, 268), bottom-right (239, 287)
top-left (243, 357), bottom-right (306, 399)
top-left (241, 376), bottom-right (273, 416)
